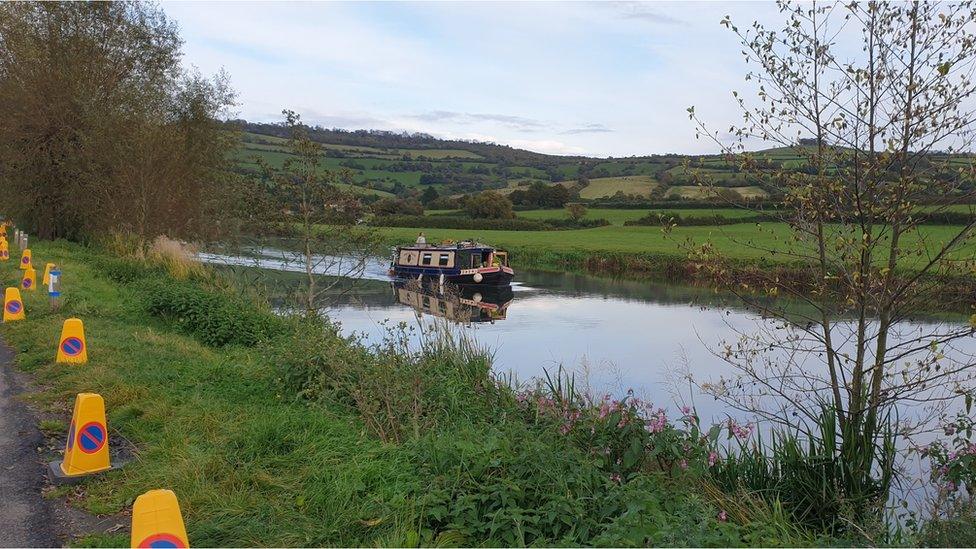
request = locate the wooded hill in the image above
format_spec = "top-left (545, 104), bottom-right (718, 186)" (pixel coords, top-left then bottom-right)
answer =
top-left (229, 120), bottom-right (975, 205)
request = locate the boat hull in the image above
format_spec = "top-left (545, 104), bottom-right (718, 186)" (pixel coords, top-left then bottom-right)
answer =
top-left (390, 265), bottom-right (514, 286)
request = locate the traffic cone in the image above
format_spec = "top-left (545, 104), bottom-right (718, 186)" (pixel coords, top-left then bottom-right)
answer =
top-left (130, 489), bottom-right (190, 548)
top-left (19, 248), bottom-right (30, 269)
top-left (3, 287), bottom-right (25, 322)
top-left (56, 318), bottom-right (88, 364)
top-left (42, 263), bottom-right (55, 286)
top-left (48, 393), bottom-right (114, 483)
top-left (21, 266), bottom-right (36, 291)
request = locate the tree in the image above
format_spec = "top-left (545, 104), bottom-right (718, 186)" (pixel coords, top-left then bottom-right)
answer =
top-left (688, 1), bottom-right (976, 522)
top-left (420, 186), bottom-right (440, 205)
top-left (464, 191), bottom-right (514, 219)
top-left (0, 2), bottom-right (235, 241)
top-left (255, 111), bottom-right (380, 315)
top-left (371, 197), bottom-right (424, 216)
top-left (566, 203), bottom-right (587, 222)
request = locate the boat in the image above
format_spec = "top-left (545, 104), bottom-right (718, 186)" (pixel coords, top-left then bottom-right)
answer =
top-left (388, 240), bottom-right (515, 285)
top-left (393, 281), bottom-right (513, 323)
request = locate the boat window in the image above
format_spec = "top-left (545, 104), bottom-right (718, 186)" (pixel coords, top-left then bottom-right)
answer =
top-left (421, 252), bottom-right (433, 265)
top-left (438, 253), bottom-right (451, 267)
top-left (471, 255), bottom-right (480, 268)
top-left (398, 250), bottom-right (418, 266)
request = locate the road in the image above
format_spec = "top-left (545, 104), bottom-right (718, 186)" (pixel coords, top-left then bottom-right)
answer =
top-left (0, 342), bottom-right (59, 547)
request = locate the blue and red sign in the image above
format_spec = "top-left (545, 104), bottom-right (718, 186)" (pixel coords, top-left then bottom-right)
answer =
top-left (138, 534), bottom-right (187, 548)
top-left (77, 421), bottom-right (106, 454)
top-left (61, 337), bottom-right (84, 357)
top-left (20, 256), bottom-right (28, 265)
top-left (22, 278), bottom-right (31, 289)
top-left (5, 300), bottom-right (21, 314)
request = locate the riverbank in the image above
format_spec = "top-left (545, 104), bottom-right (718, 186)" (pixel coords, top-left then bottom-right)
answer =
top-left (2, 239), bottom-right (825, 546)
top-left (377, 224), bottom-right (976, 310)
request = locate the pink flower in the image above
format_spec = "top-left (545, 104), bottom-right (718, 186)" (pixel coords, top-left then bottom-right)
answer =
top-left (610, 473), bottom-right (621, 483)
top-left (718, 510), bottom-right (728, 522)
top-left (708, 451), bottom-right (719, 467)
top-left (679, 459), bottom-right (688, 470)
top-left (681, 406), bottom-right (691, 414)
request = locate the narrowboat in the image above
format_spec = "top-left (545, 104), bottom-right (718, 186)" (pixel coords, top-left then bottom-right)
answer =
top-left (394, 281), bottom-right (513, 323)
top-left (389, 240), bottom-right (515, 285)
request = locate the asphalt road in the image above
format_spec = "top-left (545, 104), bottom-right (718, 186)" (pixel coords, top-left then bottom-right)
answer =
top-left (0, 342), bottom-right (58, 547)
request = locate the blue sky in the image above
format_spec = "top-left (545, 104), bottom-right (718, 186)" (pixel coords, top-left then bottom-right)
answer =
top-left (162, 1), bottom-right (786, 157)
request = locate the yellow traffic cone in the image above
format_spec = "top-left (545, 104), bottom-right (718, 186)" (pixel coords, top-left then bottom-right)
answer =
top-left (56, 318), bottom-right (88, 364)
top-left (3, 287), bottom-right (25, 322)
top-left (48, 393), bottom-right (115, 483)
top-left (130, 489), bottom-right (190, 548)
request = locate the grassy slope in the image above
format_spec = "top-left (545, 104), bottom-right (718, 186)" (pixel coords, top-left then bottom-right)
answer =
top-left (516, 208), bottom-right (757, 225)
top-left (577, 176), bottom-right (659, 199)
top-left (1, 241), bottom-right (412, 546)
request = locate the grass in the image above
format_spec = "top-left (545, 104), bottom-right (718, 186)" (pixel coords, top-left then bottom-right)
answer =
top-left (378, 221), bottom-right (976, 273)
top-left (664, 185), bottom-right (769, 199)
top-left (575, 176), bottom-right (659, 199)
top-left (516, 208), bottom-right (758, 226)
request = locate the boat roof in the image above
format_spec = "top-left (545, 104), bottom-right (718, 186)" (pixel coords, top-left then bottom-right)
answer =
top-left (396, 240), bottom-right (498, 252)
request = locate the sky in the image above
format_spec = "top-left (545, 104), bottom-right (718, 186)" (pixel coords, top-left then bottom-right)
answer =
top-left (161, 1), bottom-right (788, 158)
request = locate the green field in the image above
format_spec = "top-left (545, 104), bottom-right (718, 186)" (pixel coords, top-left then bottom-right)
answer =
top-left (664, 185), bottom-right (769, 199)
top-left (380, 222), bottom-right (976, 267)
top-left (516, 208), bottom-right (757, 225)
top-left (573, 176), bottom-right (659, 199)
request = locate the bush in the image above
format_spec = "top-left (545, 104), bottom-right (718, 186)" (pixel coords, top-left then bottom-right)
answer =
top-left (463, 191), bottom-right (514, 219)
top-left (371, 197), bottom-right (424, 216)
top-left (370, 215), bottom-right (609, 231)
top-left (137, 277), bottom-right (285, 347)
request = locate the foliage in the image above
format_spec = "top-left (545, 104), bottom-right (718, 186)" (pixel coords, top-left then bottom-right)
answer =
top-left (509, 181), bottom-right (573, 208)
top-left (686, 2), bottom-right (976, 530)
top-left (0, 2), bottom-right (236, 241)
top-left (137, 276), bottom-right (284, 347)
top-left (462, 191), bottom-right (515, 219)
top-left (371, 197), bottom-right (424, 216)
top-left (566, 202), bottom-right (587, 221)
top-left (370, 214), bottom-right (609, 231)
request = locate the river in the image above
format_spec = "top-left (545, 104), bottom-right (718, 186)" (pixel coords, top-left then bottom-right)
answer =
top-left (201, 249), bottom-right (976, 435)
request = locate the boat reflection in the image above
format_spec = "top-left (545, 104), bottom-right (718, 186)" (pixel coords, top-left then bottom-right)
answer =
top-left (393, 280), bottom-right (514, 324)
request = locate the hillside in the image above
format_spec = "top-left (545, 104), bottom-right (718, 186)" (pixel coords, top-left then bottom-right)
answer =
top-left (229, 121), bottom-right (974, 204)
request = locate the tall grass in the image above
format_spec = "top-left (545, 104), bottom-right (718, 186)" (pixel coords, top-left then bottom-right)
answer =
top-left (710, 406), bottom-right (896, 536)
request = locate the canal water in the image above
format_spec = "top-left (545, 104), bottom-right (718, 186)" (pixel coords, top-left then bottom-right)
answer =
top-left (201, 250), bottom-right (976, 432)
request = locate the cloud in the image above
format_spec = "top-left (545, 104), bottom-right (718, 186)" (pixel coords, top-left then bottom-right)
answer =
top-left (605, 1), bottom-right (687, 26)
top-left (562, 123), bottom-right (614, 135)
top-left (410, 110), bottom-right (546, 131)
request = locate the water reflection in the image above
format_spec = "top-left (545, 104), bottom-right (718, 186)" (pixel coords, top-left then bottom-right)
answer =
top-left (393, 281), bottom-right (513, 324)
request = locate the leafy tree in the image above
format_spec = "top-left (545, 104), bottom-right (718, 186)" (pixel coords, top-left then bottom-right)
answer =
top-left (0, 2), bottom-right (235, 241)
top-left (420, 186), bottom-right (440, 205)
top-left (254, 111), bottom-right (380, 315)
top-left (566, 203), bottom-right (587, 221)
top-left (464, 192), bottom-right (515, 220)
top-left (688, 1), bottom-right (976, 526)
top-left (371, 197), bottom-right (424, 216)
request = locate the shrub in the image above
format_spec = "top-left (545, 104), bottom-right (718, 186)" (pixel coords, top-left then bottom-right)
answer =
top-left (371, 197), bottom-right (424, 216)
top-left (369, 215), bottom-right (608, 231)
top-left (137, 277), bottom-right (284, 347)
top-left (463, 191), bottom-right (514, 219)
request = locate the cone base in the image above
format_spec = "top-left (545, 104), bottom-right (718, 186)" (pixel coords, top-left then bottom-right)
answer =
top-left (47, 460), bottom-right (118, 485)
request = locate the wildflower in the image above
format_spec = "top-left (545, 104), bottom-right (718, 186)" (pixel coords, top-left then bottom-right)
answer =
top-left (708, 451), bottom-right (719, 467)
top-left (679, 459), bottom-right (688, 470)
top-left (610, 473), bottom-right (621, 483)
top-left (718, 510), bottom-right (728, 522)
top-left (681, 405), bottom-right (691, 415)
